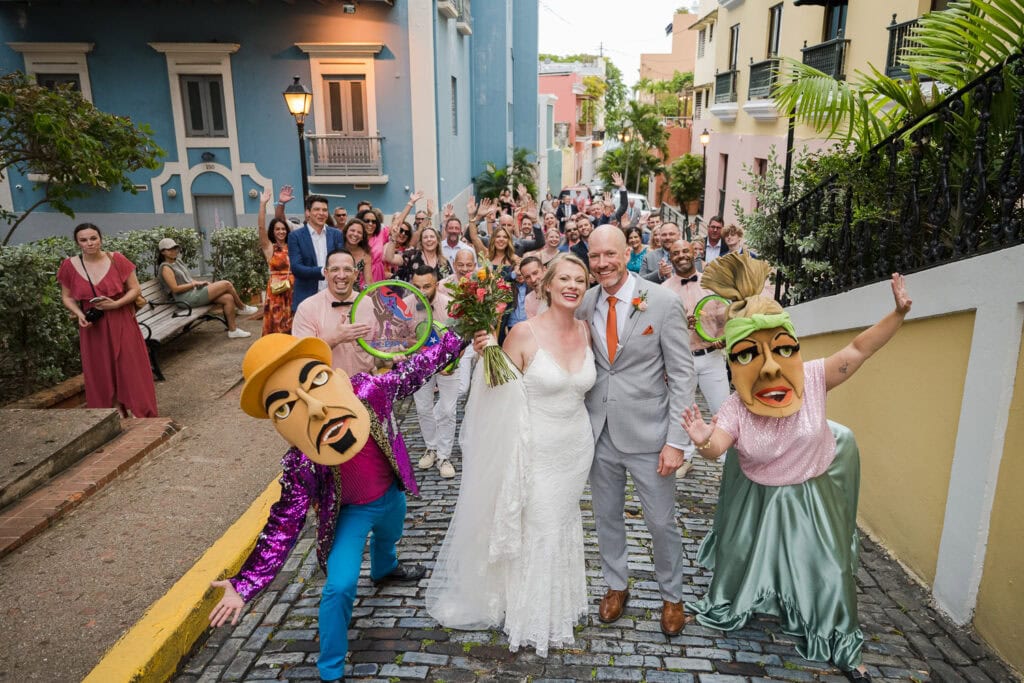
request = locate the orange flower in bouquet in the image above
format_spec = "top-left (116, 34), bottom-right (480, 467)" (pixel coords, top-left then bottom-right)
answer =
top-left (444, 259), bottom-right (516, 386)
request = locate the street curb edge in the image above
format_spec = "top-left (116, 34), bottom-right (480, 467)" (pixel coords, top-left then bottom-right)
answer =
top-left (82, 476), bottom-right (282, 683)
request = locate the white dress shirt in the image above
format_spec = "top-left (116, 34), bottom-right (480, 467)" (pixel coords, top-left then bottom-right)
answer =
top-left (308, 224), bottom-right (329, 291)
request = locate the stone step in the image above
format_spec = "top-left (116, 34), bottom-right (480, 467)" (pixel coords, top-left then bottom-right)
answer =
top-left (0, 407), bottom-right (122, 510)
top-left (0, 416), bottom-right (179, 560)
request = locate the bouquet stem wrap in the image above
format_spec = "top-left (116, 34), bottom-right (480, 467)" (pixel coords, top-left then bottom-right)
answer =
top-left (444, 259), bottom-right (516, 386)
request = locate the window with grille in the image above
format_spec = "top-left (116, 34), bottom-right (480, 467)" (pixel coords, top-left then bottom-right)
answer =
top-left (36, 73), bottom-right (81, 91)
top-left (323, 75), bottom-right (367, 134)
top-left (767, 4), bottom-right (783, 57)
top-left (180, 75), bottom-right (227, 137)
top-left (698, 29), bottom-right (706, 58)
top-left (451, 76), bottom-right (459, 135)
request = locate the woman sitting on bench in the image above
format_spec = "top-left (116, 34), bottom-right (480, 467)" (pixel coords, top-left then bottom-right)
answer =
top-left (156, 237), bottom-right (258, 339)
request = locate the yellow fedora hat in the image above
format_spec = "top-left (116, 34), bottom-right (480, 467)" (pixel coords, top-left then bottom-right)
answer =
top-left (240, 333), bottom-right (333, 418)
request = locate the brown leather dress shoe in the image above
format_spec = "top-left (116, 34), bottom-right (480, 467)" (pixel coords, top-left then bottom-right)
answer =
top-left (598, 588), bottom-right (630, 623)
top-left (660, 600), bottom-right (692, 636)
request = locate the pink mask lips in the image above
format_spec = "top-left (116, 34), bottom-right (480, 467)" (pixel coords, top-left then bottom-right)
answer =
top-left (318, 415), bottom-right (354, 447)
top-left (755, 386), bottom-right (793, 406)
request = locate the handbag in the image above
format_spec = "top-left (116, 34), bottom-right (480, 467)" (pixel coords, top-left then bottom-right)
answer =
top-left (79, 255), bottom-right (105, 323)
top-left (269, 279), bottom-right (291, 295)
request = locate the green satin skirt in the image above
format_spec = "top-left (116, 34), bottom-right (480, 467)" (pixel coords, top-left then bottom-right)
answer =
top-left (686, 421), bottom-right (863, 671)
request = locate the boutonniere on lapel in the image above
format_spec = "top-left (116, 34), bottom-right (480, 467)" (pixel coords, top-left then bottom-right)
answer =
top-left (630, 291), bottom-right (648, 318)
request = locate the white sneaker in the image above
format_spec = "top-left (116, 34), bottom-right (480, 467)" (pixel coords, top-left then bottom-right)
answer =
top-left (238, 304), bottom-right (259, 316)
top-left (438, 459), bottom-right (456, 479)
top-left (227, 328), bottom-right (252, 339)
top-left (418, 449), bottom-right (437, 470)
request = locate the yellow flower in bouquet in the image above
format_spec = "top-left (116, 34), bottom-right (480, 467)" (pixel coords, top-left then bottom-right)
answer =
top-left (444, 259), bottom-right (516, 386)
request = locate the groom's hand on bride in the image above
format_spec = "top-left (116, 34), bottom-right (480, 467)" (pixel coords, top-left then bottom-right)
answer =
top-left (657, 444), bottom-right (685, 477)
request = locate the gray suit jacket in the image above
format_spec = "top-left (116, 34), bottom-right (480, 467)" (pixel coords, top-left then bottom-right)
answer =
top-left (638, 248), bottom-right (669, 283)
top-left (577, 275), bottom-right (695, 454)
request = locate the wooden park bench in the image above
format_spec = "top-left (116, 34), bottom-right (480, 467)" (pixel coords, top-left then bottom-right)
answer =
top-left (135, 278), bottom-right (227, 381)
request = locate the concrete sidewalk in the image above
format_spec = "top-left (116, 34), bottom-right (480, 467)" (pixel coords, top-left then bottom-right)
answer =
top-left (177, 397), bottom-right (1019, 683)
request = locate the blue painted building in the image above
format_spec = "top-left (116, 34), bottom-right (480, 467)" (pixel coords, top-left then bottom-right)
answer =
top-left (0, 0), bottom-right (539, 244)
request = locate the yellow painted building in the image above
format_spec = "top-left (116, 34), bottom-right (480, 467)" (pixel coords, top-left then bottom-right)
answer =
top-left (690, 0), bottom-right (944, 222)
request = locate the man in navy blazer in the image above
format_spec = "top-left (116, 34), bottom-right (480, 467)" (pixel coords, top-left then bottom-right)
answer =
top-left (288, 194), bottom-right (346, 311)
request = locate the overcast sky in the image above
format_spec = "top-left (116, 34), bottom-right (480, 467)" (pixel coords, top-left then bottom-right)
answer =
top-left (537, 0), bottom-right (696, 89)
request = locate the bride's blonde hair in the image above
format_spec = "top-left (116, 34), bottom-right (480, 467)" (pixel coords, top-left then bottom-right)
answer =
top-left (540, 253), bottom-right (588, 306)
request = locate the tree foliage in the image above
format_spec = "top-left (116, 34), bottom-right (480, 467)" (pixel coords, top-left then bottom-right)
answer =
top-left (211, 227), bottom-right (267, 300)
top-left (603, 60), bottom-right (628, 137)
top-left (667, 154), bottom-right (704, 205)
top-left (0, 72), bottom-right (165, 245)
top-left (597, 146), bottom-right (663, 195)
top-left (475, 147), bottom-right (538, 200)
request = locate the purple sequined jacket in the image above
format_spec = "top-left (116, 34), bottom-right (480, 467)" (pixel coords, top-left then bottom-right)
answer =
top-left (230, 332), bottom-right (466, 602)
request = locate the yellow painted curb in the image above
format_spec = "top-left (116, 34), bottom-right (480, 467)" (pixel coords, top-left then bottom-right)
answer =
top-left (83, 477), bottom-right (282, 683)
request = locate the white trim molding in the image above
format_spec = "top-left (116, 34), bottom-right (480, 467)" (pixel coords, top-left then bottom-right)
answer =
top-left (147, 42), bottom-right (271, 215)
top-left (8, 41), bottom-right (95, 101)
top-left (708, 102), bottom-right (739, 123)
top-left (407, 2), bottom-right (439, 200)
top-left (742, 99), bottom-right (781, 121)
top-left (296, 42), bottom-right (388, 184)
top-left (307, 174), bottom-right (389, 185)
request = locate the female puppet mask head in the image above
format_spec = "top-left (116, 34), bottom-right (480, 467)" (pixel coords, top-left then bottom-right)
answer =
top-left (725, 314), bottom-right (804, 418)
top-left (704, 253), bottom-right (805, 418)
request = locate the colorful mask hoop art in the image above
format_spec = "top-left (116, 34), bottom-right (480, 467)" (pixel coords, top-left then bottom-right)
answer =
top-left (350, 280), bottom-right (433, 360)
top-left (693, 294), bottom-right (731, 343)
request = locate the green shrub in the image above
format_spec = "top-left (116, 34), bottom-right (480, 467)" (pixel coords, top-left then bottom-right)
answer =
top-left (0, 237), bottom-right (82, 402)
top-left (210, 226), bottom-right (267, 300)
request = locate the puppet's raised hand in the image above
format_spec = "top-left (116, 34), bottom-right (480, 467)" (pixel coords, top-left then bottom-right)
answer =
top-left (681, 404), bottom-right (716, 445)
top-left (891, 273), bottom-right (912, 316)
top-left (209, 580), bottom-right (244, 627)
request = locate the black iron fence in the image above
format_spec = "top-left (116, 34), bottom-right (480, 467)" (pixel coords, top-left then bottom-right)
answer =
top-left (715, 70), bottom-right (738, 104)
top-left (748, 58), bottom-right (778, 99)
top-left (774, 52), bottom-right (1024, 304)
top-left (802, 36), bottom-right (849, 81)
top-left (885, 16), bottom-right (919, 80)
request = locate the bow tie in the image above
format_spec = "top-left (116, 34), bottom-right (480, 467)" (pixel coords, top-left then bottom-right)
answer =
top-left (331, 300), bottom-right (353, 308)
top-left (680, 275), bottom-right (698, 285)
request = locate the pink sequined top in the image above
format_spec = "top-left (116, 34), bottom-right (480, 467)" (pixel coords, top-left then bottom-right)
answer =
top-left (715, 358), bottom-right (835, 486)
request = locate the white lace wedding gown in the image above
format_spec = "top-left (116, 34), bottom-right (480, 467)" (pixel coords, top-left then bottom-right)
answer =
top-left (425, 334), bottom-right (596, 656)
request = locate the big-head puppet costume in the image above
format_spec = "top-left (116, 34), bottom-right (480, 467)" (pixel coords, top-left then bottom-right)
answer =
top-left (210, 330), bottom-right (466, 683)
top-left (680, 254), bottom-right (912, 681)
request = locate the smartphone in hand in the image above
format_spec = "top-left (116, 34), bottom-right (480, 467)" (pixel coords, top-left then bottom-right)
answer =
top-left (90, 296), bottom-right (104, 303)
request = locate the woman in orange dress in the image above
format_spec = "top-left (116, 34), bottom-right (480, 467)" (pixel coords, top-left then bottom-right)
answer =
top-left (259, 189), bottom-right (294, 334)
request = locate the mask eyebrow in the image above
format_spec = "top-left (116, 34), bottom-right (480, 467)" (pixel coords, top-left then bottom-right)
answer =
top-left (298, 360), bottom-right (324, 385)
top-left (264, 390), bottom-right (290, 415)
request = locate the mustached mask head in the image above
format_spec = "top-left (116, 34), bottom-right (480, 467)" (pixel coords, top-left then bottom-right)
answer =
top-left (240, 334), bottom-right (371, 465)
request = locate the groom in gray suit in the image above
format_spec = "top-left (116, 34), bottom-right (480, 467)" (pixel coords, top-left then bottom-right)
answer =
top-left (578, 225), bottom-right (696, 636)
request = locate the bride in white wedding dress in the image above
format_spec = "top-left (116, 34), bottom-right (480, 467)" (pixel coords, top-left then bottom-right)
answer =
top-left (425, 254), bottom-right (596, 657)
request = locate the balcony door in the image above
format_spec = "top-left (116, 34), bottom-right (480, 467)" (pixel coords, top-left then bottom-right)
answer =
top-left (824, 0), bottom-right (848, 41)
top-left (323, 75), bottom-right (367, 136)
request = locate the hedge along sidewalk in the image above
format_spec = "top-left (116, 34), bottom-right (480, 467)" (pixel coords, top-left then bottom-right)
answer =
top-left (81, 477), bottom-right (281, 683)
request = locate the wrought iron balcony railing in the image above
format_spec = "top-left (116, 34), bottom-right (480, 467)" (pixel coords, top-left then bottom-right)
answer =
top-left (455, 0), bottom-right (472, 35)
top-left (714, 70), bottom-right (738, 104)
top-left (306, 134), bottom-right (385, 176)
top-left (886, 16), bottom-right (919, 80)
top-left (771, 52), bottom-right (1024, 305)
top-left (802, 35), bottom-right (849, 80)
top-left (748, 58), bottom-right (778, 100)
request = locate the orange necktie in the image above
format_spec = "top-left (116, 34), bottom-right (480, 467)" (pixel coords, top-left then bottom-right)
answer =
top-left (606, 296), bottom-right (619, 363)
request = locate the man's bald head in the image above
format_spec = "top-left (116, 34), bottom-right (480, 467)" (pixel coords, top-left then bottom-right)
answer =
top-left (588, 225), bottom-right (629, 292)
top-left (589, 224), bottom-right (627, 251)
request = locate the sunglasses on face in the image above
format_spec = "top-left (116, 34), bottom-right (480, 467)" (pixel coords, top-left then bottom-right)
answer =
top-left (398, 229), bottom-right (411, 236)
top-left (365, 218), bottom-right (378, 224)
top-left (335, 214), bottom-right (347, 220)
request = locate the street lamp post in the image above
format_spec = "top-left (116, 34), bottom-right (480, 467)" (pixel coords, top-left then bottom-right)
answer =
top-left (283, 76), bottom-right (313, 200)
top-left (699, 128), bottom-right (710, 217)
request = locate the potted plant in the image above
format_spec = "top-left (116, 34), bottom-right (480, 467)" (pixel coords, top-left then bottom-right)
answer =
top-left (667, 153), bottom-right (704, 216)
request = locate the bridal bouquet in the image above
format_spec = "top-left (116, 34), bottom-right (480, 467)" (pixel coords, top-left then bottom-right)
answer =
top-left (444, 260), bottom-right (516, 386)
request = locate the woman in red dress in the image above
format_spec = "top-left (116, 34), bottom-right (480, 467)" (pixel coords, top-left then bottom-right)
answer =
top-left (57, 223), bottom-right (158, 417)
top-left (258, 189), bottom-right (294, 334)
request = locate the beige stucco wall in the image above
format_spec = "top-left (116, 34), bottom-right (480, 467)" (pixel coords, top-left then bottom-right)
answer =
top-left (798, 312), bottom-right (974, 584)
top-left (974, 319), bottom-right (1024, 672)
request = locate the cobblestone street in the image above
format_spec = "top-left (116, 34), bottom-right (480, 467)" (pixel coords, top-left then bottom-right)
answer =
top-left (177, 396), bottom-right (1019, 683)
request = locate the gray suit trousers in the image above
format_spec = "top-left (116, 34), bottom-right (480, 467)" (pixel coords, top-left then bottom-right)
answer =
top-left (590, 427), bottom-right (684, 602)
